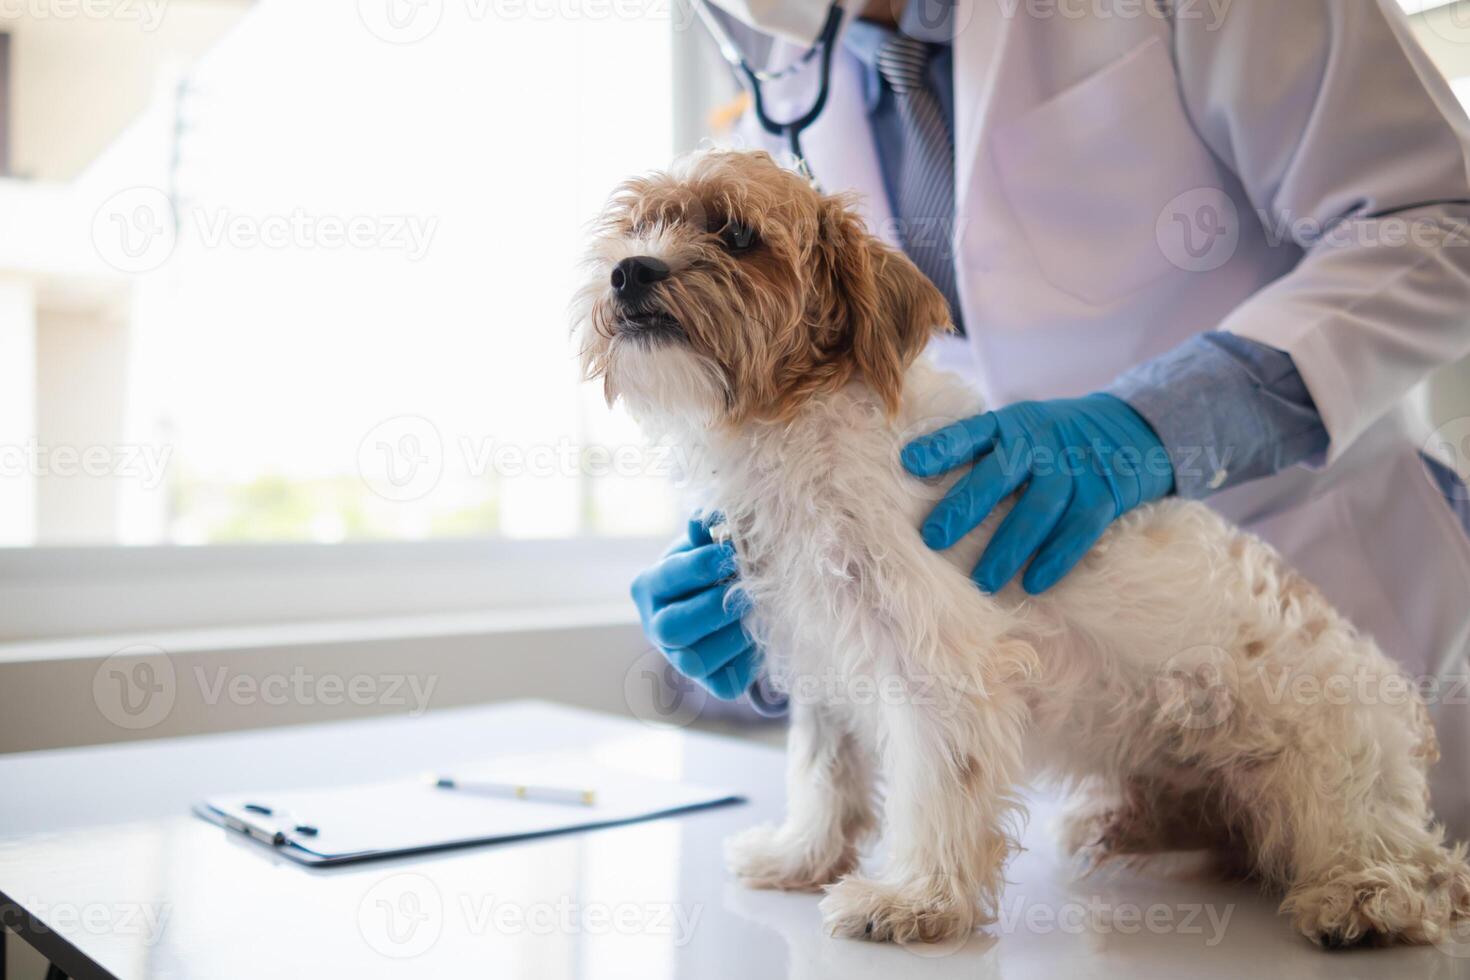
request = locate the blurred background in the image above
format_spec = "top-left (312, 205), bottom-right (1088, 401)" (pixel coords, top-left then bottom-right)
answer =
top-left (1, 0), bottom-right (697, 551)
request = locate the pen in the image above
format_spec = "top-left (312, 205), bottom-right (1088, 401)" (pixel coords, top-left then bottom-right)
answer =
top-left (430, 776), bottom-right (597, 807)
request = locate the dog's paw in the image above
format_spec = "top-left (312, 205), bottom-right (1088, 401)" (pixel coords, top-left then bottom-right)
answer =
top-left (1058, 800), bottom-right (1131, 875)
top-left (724, 823), bottom-right (855, 892)
top-left (1286, 856), bottom-right (1470, 947)
top-left (819, 875), bottom-right (977, 945)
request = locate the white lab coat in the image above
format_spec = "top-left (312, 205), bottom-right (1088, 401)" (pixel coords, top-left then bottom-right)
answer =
top-left (735, 0), bottom-right (1470, 837)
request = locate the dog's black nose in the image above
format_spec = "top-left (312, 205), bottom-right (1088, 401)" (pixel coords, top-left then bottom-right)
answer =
top-left (611, 256), bottom-right (669, 304)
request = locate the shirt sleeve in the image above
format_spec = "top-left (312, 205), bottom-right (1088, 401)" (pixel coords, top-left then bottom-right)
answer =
top-left (1169, 0), bottom-right (1470, 464)
top-left (1104, 333), bottom-right (1329, 499)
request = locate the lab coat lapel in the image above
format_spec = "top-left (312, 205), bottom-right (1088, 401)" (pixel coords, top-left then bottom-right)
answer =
top-left (953, 1), bottom-right (1024, 216)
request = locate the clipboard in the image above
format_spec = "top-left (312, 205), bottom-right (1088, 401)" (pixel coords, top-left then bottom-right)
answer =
top-left (193, 754), bottom-right (744, 867)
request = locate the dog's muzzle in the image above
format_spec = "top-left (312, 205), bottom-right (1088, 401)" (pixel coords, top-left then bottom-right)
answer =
top-left (610, 255), bottom-right (682, 340)
top-left (610, 255), bottom-right (669, 305)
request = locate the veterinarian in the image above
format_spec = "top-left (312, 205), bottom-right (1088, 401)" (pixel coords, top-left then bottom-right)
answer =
top-left (629, 0), bottom-right (1470, 837)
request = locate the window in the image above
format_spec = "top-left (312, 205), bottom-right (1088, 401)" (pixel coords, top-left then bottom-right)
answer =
top-left (3, 0), bottom-right (685, 549)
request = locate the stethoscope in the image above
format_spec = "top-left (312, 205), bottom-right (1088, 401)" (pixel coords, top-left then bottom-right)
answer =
top-left (695, 2), bottom-right (845, 189)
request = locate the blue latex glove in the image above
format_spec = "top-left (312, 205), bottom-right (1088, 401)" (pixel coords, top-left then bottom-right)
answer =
top-left (902, 394), bottom-right (1174, 595)
top-left (631, 515), bottom-right (757, 700)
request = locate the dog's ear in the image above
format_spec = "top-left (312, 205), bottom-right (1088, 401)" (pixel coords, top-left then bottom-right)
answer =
top-left (817, 195), bottom-right (953, 415)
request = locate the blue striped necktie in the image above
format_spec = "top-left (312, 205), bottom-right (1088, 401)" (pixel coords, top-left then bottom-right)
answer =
top-left (876, 34), bottom-right (965, 335)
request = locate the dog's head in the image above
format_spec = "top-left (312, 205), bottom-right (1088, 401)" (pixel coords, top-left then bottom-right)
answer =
top-left (572, 150), bottom-right (952, 428)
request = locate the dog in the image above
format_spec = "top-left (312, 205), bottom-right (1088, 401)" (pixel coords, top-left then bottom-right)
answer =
top-left (572, 148), bottom-right (1470, 948)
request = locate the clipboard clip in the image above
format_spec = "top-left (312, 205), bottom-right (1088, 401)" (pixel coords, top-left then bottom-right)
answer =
top-left (220, 802), bottom-right (319, 848)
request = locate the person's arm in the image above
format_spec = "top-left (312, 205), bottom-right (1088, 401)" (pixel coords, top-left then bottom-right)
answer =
top-left (906, 0), bottom-right (1470, 593)
top-left (1103, 332), bottom-right (1328, 498)
top-left (1169, 0), bottom-right (1470, 462)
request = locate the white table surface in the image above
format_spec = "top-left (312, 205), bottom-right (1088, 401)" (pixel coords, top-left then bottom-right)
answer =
top-left (2, 700), bottom-right (1467, 979)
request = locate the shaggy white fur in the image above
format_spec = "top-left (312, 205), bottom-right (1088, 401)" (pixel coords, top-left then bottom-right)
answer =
top-left (573, 150), bottom-right (1470, 949)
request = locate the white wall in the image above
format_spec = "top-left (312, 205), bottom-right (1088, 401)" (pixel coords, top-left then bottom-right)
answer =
top-left (0, 277), bottom-right (37, 546)
top-left (2, 0), bottom-right (253, 181)
top-left (35, 309), bottom-right (132, 542)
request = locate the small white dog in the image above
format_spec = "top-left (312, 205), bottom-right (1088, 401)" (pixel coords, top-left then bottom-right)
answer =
top-left (573, 149), bottom-right (1470, 948)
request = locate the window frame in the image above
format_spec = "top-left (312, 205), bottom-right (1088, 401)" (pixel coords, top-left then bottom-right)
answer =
top-left (0, 534), bottom-right (665, 644)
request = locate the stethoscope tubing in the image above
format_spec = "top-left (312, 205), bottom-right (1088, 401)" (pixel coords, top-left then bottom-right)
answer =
top-left (698, 1), bottom-right (845, 187)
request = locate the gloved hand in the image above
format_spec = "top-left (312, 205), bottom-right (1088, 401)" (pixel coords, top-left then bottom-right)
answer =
top-left (901, 394), bottom-right (1174, 595)
top-left (631, 515), bottom-right (758, 700)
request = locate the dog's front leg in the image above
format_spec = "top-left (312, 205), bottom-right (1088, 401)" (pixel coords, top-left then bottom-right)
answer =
top-left (726, 700), bottom-right (875, 892)
top-left (820, 679), bottom-right (1025, 945)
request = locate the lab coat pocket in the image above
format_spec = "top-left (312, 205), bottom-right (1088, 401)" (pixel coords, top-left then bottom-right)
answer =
top-left (990, 36), bottom-right (1227, 308)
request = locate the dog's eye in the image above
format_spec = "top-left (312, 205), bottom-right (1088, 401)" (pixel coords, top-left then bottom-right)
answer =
top-left (717, 219), bottom-right (758, 254)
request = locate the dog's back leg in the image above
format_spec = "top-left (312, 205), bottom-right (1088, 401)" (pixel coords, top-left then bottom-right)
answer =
top-left (1223, 706), bottom-right (1470, 947)
top-left (1059, 776), bottom-right (1242, 874)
